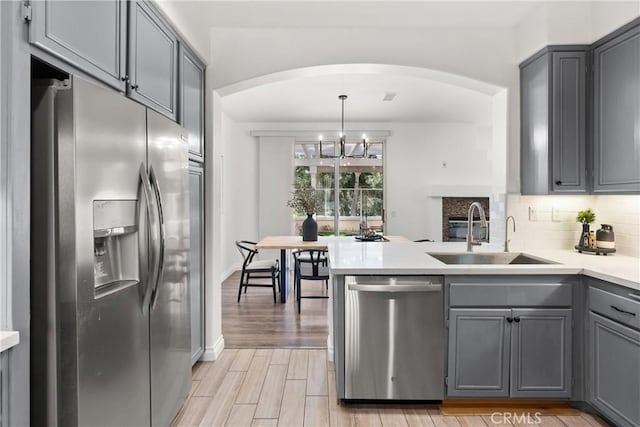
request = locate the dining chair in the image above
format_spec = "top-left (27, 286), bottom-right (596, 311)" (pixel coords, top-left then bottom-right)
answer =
top-left (235, 240), bottom-right (280, 303)
top-left (292, 249), bottom-right (330, 314)
top-left (292, 249), bottom-right (328, 294)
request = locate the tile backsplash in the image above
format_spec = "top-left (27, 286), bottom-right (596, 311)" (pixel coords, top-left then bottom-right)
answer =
top-left (506, 194), bottom-right (640, 258)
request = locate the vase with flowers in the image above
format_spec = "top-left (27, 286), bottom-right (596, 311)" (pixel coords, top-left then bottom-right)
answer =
top-left (287, 177), bottom-right (323, 241)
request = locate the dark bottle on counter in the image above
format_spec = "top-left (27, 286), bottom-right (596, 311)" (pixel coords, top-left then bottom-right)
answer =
top-left (579, 223), bottom-right (590, 248)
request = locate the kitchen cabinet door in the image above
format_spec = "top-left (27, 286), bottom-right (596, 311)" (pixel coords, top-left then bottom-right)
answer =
top-left (447, 309), bottom-right (511, 397)
top-left (128, 1), bottom-right (178, 121)
top-left (589, 313), bottom-right (640, 427)
top-left (188, 163), bottom-right (205, 365)
top-left (29, 0), bottom-right (127, 91)
top-left (520, 52), bottom-right (550, 195)
top-left (551, 52), bottom-right (587, 193)
top-left (180, 44), bottom-right (205, 161)
top-left (510, 308), bottom-right (572, 398)
top-left (592, 23), bottom-right (640, 193)
top-left (520, 49), bottom-right (587, 195)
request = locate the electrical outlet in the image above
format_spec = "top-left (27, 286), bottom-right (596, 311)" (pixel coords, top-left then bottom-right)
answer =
top-left (529, 206), bottom-right (538, 221)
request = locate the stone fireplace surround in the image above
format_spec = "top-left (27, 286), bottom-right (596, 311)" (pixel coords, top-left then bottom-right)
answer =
top-left (442, 197), bottom-right (490, 241)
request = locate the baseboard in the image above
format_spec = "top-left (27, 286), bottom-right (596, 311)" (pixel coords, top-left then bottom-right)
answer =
top-left (326, 335), bottom-right (334, 362)
top-left (440, 400), bottom-right (579, 416)
top-left (221, 265), bottom-right (240, 282)
top-left (201, 335), bottom-right (225, 361)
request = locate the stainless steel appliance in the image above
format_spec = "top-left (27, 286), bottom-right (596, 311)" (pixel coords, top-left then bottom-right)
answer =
top-left (447, 217), bottom-right (490, 242)
top-left (31, 77), bottom-right (190, 426)
top-left (344, 276), bottom-right (444, 400)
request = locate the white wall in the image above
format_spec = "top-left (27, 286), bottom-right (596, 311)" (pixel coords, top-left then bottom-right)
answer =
top-left (515, 2), bottom-right (640, 62)
top-left (385, 123), bottom-right (494, 241)
top-left (209, 25), bottom-right (521, 192)
top-left (221, 113), bottom-right (259, 277)
top-left (155, 1), bottom-right (211, 61)
top-left (218, 118), bottom-right (495, 275)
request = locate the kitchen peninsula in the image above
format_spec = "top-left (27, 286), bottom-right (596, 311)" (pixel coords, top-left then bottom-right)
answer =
top-left (327, 239), bottom-right (640, 427)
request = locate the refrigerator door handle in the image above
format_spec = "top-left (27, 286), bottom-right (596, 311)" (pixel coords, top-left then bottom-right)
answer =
top-left (139, 163), bottom-right (161, 314)
top-left (149, 165), bottom-right (166, 309)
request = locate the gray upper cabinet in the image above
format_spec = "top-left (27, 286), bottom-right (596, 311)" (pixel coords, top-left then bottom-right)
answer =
top-left (520, 48), bottom-right (588, 195)
top-left (447, 309), bottom-right (511, 397)
top-left (29, 0), bottom-right (127, 91)
top-left (180, 45), bottom-right (205, 161)
top-left (510, 308), bottom-right (572, 398)
top-left (589, 312), bottom-right (640, 427)
top-left (188, 163), bottom-right (205, 365)
top-left (592, 22), bottom-right (640, 194)
top-left (128, 1), bottom-right (178, 121)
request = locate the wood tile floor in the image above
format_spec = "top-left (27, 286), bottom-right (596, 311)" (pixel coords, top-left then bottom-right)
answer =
top-left (222, 272), bottom-right (329, 348)
top-left (172, 349), bottom-right (610, 427)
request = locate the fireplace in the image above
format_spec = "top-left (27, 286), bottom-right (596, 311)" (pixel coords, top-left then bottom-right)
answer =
top-left (442, 197), bottom-right (490, 242)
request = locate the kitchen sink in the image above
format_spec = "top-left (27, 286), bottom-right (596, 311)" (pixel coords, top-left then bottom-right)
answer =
top-left (427, 252), bottom-right (556, 265)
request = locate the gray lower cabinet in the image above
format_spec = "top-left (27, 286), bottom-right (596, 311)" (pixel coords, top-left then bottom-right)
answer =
top-left (128, 0), bottom-right (178, 121)
top-left (589, 312), bottom-right (640, 427)
top-left (592, 22), bottom-right (640, 194)
top-left (180, 45), bottom-right (205, 161)
top-left (448, 307), bottom-right (572, 398)
top-left (520, 48), bottom-right (588, 195)
top-left (28, 0), bottom-right (127, 91)
top-left (510, 309), bottom-right (572, 398)
top-left (188, 162), bottom-right (205, 364)
top-left (448, 309), bottom-right (511, 397)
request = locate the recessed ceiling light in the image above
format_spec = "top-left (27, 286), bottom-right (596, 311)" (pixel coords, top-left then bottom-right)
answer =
top-left (383, 92), bottom-right (397, 102)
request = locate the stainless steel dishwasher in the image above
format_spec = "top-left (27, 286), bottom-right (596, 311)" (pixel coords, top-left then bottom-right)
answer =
top-left (344, 275), bottom-right (444, 400)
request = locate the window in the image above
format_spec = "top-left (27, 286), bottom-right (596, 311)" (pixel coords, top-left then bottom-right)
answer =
top-left (293, 138), bottom-right (384, 236)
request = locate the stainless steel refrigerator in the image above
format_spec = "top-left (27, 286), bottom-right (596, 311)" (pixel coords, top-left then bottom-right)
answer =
top-left (31, 77), bottom-right (191, 426)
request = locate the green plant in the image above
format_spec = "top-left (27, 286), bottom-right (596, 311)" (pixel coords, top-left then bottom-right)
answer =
top-left (287, 176), bottom-right (323, 215)
top-left (576, 208), bottom-right (596, 224)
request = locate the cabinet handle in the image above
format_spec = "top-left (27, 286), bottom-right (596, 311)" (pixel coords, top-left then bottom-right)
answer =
top-left (506, 317), bottom-right (513, 323)
top-left (514, 316), bottom-right (521, 323)
top-left (131, 84), bottom-right (139, 90)
top-left (121, 75), bottom-right (129, 82)
top-left (611, 305), bottom-right (636, 316)
top-left (555, 180), bottom-right (562, 185)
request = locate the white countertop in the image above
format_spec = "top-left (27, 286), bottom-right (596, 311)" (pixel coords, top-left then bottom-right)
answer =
top-left (327, 240), bottom-right (640, 291)
top-left (0, 331), bottom-right (20, 353)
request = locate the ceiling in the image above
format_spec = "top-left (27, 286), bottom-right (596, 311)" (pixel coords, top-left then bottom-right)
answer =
top-left (160, 1), bottom-right (542, 31)
top-left (222, 73), bottom-right (494, 124)
top-left (194, 1), bottom-right (540, 28)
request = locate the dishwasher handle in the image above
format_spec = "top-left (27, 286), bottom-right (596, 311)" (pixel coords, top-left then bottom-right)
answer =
top-left (348, 283), bottom-right (442, 293)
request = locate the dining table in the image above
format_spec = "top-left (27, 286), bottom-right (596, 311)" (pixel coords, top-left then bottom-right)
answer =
top-left (255, 235), bottom-right (409, 303)
top-left (255, 236), bottom-right (332, 303)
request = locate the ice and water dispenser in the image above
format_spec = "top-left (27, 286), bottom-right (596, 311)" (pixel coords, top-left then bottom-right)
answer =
top-left (93, 200), bottom-right (139, 297)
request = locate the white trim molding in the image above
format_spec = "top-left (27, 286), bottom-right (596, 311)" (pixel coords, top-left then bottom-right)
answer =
top-left (201, 335), bottom-right (225, 362)
top-left (0, 331), bottom-right (19, 353)
top-left (250, 130), bottom-right (391, 139)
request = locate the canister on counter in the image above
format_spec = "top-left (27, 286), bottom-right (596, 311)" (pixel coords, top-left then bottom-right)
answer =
top-left (596, 224), bottom-right (615, 249)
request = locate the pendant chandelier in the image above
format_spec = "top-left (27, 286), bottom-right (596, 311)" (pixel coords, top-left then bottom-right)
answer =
top-left (319, 95), bottom-right (368, 159)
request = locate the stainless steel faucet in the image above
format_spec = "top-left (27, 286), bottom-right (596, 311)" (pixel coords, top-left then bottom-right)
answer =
top-left (504, 215), bottom-right (516, 252)
top-left (466, 202), bottom-right (488, 252)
